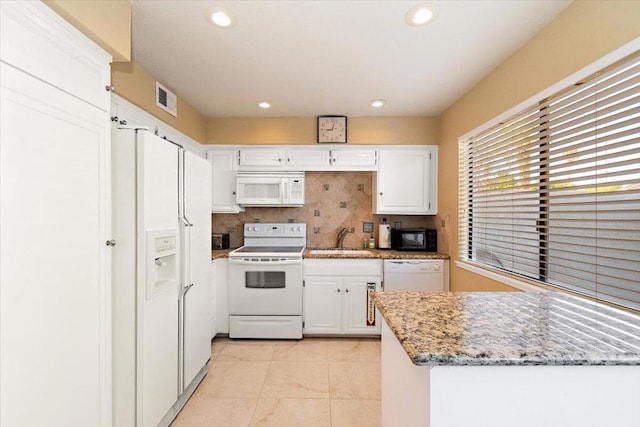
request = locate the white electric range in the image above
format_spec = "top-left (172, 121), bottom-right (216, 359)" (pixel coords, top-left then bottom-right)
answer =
top-left (227, 223), bottom-right (306, 339)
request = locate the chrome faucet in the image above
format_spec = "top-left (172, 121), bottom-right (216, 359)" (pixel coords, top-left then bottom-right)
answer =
top-left (337, 227), bottom-right (350, 248)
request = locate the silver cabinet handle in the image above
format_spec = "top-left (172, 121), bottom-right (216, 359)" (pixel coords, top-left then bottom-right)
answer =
top-left (105, 85), bottom-right (115, 92)
top-left (337, 288), bottom-right (341, 293)
top-left (345, 289), bottom-right (349, 293)
top-left (105, 239), bottom-right (116, 246)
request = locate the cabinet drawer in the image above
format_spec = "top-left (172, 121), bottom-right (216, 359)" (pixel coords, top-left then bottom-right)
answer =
top-left (304, 259), bottom-right (382, 277)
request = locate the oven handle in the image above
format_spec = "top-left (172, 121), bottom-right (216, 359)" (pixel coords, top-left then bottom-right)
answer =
top-left (228, 258), bottom-right (302, 266)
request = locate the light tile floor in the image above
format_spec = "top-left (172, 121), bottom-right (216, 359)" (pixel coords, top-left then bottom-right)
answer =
top-left (172, 337), bottom-right (381, 427)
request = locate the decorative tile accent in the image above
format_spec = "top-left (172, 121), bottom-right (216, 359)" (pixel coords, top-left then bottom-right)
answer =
top-left (212, 171), bottom-right (437, 249)
top-left (340, 202), bottom-right (347, 208)
top-left (314, 210), bottom-right (321, 217)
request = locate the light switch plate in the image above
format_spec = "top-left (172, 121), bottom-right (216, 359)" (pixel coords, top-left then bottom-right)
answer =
top-left (363, 222), bottom-right (373, 233)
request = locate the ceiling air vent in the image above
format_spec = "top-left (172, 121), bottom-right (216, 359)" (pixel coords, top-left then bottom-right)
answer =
top-left (155, 81), bottom-right (177, 117)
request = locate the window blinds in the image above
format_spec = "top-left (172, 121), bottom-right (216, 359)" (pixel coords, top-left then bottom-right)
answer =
top-left (459, 51), bottom-right (640, 312)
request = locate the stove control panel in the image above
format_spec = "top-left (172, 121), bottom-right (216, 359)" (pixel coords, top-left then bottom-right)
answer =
top-left (243, 223), bottom-right (306, 238)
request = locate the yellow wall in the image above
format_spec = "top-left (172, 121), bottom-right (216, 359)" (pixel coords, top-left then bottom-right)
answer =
top-left (111, 62), bottom-right (207, 143)
top-left (206, 116), bottom-right (439, 145)
top-left (439, 0), bottom-right (640, 292)
top-left (44, 0), bottom-right (131, 62)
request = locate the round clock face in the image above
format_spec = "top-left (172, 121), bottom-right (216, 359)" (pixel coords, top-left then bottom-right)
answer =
top-left (318, 116), bottom-right (347, 143)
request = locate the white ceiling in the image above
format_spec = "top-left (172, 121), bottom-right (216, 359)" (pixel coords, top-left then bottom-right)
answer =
top-left (131, 0), bottom-right (570, 118)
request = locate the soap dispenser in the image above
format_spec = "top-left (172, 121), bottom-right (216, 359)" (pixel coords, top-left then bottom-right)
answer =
top-left (368, 234), bottom-right (375, 249)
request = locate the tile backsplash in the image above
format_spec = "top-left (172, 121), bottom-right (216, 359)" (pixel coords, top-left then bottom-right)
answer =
top-left (212, 171), bottom-right (436, 250)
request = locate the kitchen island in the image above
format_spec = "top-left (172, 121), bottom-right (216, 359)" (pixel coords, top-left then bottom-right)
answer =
top-left (373, 291), bottom-right (640, 427)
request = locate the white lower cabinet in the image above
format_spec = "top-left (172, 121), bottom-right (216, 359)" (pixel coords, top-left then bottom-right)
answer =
top-left (210, 261), bottom-right (218, 338)
top-left (213, 258), bottom-right (229, 334)
top-left (303, 259), bottom-right (382, 336)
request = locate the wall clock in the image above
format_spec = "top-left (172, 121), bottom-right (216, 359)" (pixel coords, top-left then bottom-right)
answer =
top-left (317, 115), bottom-right (347, 143)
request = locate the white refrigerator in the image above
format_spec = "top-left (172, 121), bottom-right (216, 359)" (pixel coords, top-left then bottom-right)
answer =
top-left (112, 128), bottom-right (212, 427)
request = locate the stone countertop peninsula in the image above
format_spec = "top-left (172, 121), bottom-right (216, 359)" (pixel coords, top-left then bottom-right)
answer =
top-left (373, 291), bottom-right (640, 366)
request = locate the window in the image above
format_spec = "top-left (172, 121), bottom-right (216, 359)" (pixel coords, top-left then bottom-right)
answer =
top-left (459, 51), bottom-right (640, 312)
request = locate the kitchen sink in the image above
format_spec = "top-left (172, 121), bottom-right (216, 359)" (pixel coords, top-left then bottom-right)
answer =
top-left (308, 249), bottom-right (373, 255)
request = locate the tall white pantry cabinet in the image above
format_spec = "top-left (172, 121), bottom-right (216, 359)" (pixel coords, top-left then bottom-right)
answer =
top-left (0, 2), bottom-right (112, 426)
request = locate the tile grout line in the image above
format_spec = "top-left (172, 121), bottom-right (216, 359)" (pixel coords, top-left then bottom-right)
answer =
top-left (248, 353), bottom-right (273, 426)
top-left (327, 342), bottom-right (333, 427)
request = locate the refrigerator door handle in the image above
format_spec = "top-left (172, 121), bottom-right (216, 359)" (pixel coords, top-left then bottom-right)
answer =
top-left (181, 283), bottom-right (194, 297)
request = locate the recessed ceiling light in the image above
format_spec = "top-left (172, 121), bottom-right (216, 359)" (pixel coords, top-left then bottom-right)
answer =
top-left (206, 8), bottom-right (235, 29)
top-left (257, 101), bottom-right (271, 109)
top-left (370, 99), bottom-right (387, 108)
top-left (405, 3), bottom-right (438, 27)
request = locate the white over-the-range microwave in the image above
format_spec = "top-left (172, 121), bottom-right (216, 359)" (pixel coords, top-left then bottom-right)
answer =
top-left (235, 171), bottom-right (305, 207)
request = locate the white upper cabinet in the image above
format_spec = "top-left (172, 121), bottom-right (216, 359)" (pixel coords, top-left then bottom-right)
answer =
top-left (236, 146), bottom-right (377, 171)
top-left (374, 147), bottom-right (438, 215)
top-left (287, 148), bottom-right (332, 169)
top-left (239, 148), bottom-right (285, 168)
top-left (329, 148), bottom-right (377, 170)
top-left (0, 1), bottom-right (111, 111)
top-left (208, 145), bottom-right (438, 214)
top-left (207, 149), bottom-right (244, 213)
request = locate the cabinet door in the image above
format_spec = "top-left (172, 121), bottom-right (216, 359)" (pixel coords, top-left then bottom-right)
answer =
top-left (330, 149), bottom-right (377, 170)
top-left (287, 148), bottom-right (331, 170)
top-left (210, 261), bottom-right (218, 338)
top-left (1, 62), bottom-right (110, 426)
top-left (208, 149), bottom-right (243, 213)
top-left (0, 1), bottom-right (112, 111)
top-left (342, 278), bottom-right (382, 335)
top-left (375, 149), bottom-right (434, 214)
top-left (303, 277), bottom-right (342, 334)
top-left (239, 148), bottom-right (285, 169)
top-left (216, 258), bottom-right (230, 334)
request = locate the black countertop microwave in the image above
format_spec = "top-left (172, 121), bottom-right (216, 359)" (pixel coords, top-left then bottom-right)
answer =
top-left (391, 228), bottom-right (437, 252)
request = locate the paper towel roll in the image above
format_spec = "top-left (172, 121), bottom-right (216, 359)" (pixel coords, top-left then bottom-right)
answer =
top-left (378, 224), bottom-right (391, 249)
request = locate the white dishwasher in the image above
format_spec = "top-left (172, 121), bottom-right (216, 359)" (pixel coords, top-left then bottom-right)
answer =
top-left (383, 260), bottom-right (446, 292)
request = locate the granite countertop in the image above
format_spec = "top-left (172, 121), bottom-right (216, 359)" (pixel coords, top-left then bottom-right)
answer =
top-left (303, 248), bottom-right (449, 260)
top-left (372, 291), bottom-right (640, 366)
top-left (211, 248), bottom-right (234, 260)
top-left (211, 248), bottom-right (449, 260)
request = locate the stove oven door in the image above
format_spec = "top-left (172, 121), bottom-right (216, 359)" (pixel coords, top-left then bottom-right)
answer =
top-left (228, 258), bottom-right (303, 315)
